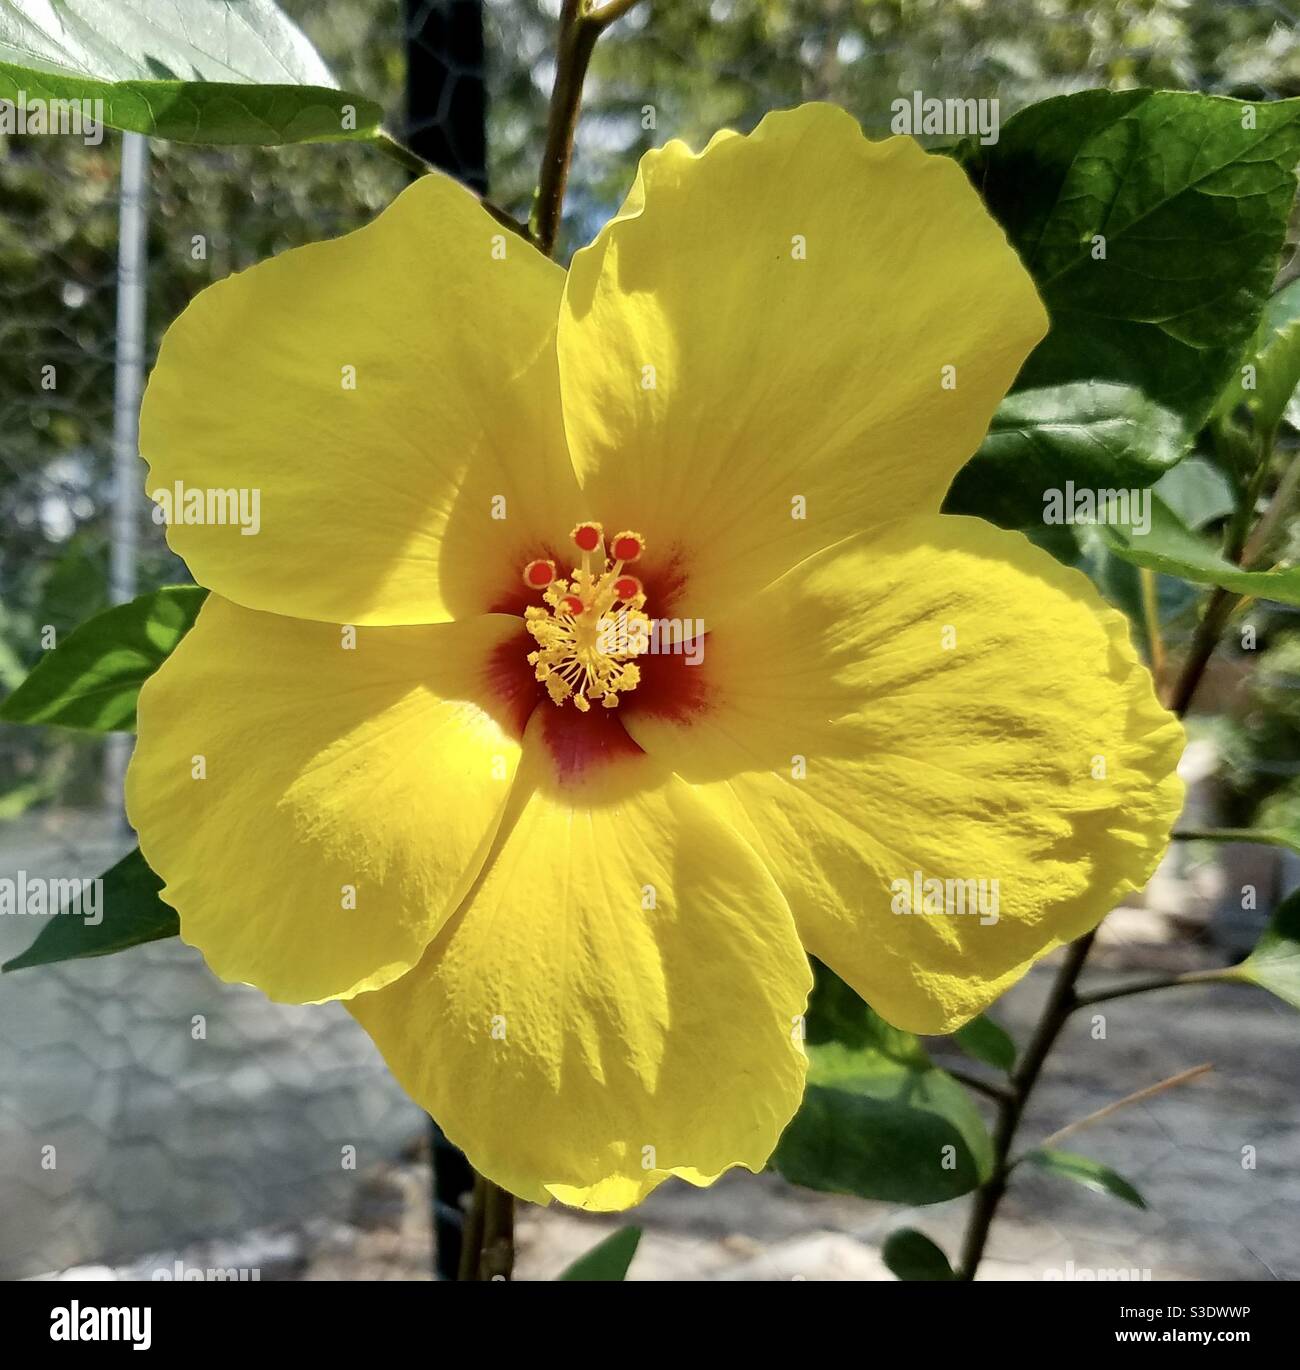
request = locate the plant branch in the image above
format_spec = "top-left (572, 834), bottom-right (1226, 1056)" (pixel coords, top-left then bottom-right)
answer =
top-left (946, 1067), bottom-right (1015, 1105)
top-left (956, 930), bottom-right (1096, 1279)
top-left (1163, 437), bottom-right (1300, 717)
top-left (373, 129), bottom-right (531, 240)
top-left (1072, 966), bottom-right (1232, 1010)
top-left (956, 534), bottom-right (1249, 1278)
top-left (530, 0), bottom-right (648, 256)
top-left (1240, 451), bottom-right (1300, 568)
top-left (1171, 827), bottom-right (1298, 857)
top-left (588, 0), bottom-right (647, 24)
top-left (1164, 584), bottom-right (1240, 716)
top-left (374, 127), bottom-right (436, 176)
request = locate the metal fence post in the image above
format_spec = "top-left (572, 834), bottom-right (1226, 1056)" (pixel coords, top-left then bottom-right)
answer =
top-left (104, 131), bottom-right (150, 820)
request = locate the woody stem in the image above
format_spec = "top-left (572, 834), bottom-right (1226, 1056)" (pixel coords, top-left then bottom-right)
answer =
top-left (955, 930), bottom-right (1096, 1279)
top-left (530, 0), bottom-right (649, 256)
top-left (457, 1174), bottom-right (516, 1280)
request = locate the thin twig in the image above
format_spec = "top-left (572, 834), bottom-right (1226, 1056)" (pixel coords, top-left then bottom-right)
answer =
top-left (373, 128), bottom-right (531, 240)
top-left (1036, 1063), bottom-right (1213, 1151)
top-left (1072, 966), bottom-right (1232, 1010)
top-left (374, 127), bottom-right (436, 176)
top-left (946, 1066), bottom-right (1015, 1104)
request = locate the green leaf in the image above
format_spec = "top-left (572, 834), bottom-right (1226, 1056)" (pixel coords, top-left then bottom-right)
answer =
top-left (1227, 887), bottom-right (1300, 1010)
top-left (947, 382), bottom-right (1186, 528)
top-left (557, 1227), bottom-right (641, 1282)
top-left (2, 847), bottom-right (178, 972)
top-left (803, 955), bottom-right (879, 1049)
top-left (952, 1014), bottom-right (1016, 1074)
top-left (0, 586), bottom-right (205, 731)
top-left (950, 90), bottom-right (1300, 525)
top-left (776, 965), bottom-right (994, 1204)
top-left (1104, 495), bottom-right (1300, 605)
top-left (1023, 1148), bottom-right (1146, 1208)
top-left (1244, 278), bottom-right (1300, 441)
top-left (1152, 456), bottom-right (1237, 531)
top-left (881, 1228), bottom-right (955, 1282)
top-left (0, 0), bottom-right (383, 145)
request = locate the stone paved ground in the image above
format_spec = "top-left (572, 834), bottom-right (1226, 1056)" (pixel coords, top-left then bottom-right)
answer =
top-left (515, 926), bottom-right (1300, 1282)
top-left (59, 906), bottom-right (1298, 1282)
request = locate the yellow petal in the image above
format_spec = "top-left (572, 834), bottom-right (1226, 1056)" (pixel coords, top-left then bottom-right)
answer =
top-left (141, 172), bottom-right (580, 626)
top-left (349, 707), bottom-right (810, 1209)
top-left (559, 103), bottom-right (1047, 618)
top-left (126, 595), bottom-right (528, 1003)
top-left (623, 516), bottom-right (1185, 1033)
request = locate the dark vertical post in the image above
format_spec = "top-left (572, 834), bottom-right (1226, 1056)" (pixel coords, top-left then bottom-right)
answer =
top-left (428, 1119), bottom-right (477, 1280)
top-left (404, 0), bottom-right (488, 1281)
top-left (404, 0), bottom-right (488, 193)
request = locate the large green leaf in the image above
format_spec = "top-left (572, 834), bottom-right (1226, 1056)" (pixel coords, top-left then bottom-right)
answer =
top-left (775, 965), bottom-right (993, 1204)
top-left (882, 1229), bottom-right (955, 1282)
top-left (949, 90), bottom-right (1300, 525)
top-left (557, 1227), bottom-right (641, 1282)
top-left (0, 0), bottom-right (383, 145)
top-left (2, 847), bottom-right (178, 972)
top-left (948, 383), bottom-right (1185, 528)
top-left (1104, 495), bottom-right (1300, 605)
top-left (0, 586), bottom-right (205, 731)
top-left (1227, 887), bottom-right (1300, 1010)
top-left (1022, 1148), bottom-right (1146, 1209)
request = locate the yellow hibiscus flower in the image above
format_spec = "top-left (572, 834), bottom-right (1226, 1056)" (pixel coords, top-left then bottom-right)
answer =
top-left (125, 103), bottom-right (1185, 1211)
